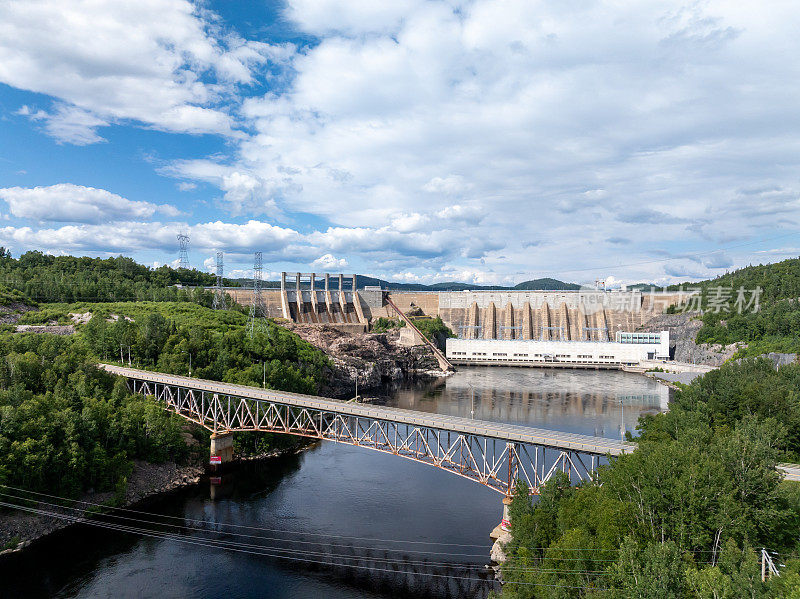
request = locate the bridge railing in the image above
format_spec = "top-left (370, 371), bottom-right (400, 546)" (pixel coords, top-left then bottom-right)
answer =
top-left (116, 370), bottom-right (620, 496)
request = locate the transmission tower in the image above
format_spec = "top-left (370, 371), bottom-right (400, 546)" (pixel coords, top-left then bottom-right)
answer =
top-left (248, 251), bottom-right (266, 336)
top-left (212, 251), bottom-right (226, 310)
top-left (177, 233), bottom-right (191, 270)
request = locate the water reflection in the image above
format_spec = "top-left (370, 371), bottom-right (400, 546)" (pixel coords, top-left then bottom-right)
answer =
top-left (382, 367), bottom-right (670, 440)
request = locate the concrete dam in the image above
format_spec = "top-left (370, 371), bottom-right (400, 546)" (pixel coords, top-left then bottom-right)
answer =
top-left (224, 272), bottom-right (685, 342)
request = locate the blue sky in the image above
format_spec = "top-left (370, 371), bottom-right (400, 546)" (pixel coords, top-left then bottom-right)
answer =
top-left (0, 0), bottom-right (799, 286)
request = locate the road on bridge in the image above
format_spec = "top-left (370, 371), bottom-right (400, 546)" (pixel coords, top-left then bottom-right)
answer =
top-left (100, 364), bottom-right (632, 456)
top-left (99, 364), bottom-right (800, 485)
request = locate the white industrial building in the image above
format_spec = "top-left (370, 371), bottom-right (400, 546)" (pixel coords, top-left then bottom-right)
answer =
top-left (445, 331), bottom-right (670, 368)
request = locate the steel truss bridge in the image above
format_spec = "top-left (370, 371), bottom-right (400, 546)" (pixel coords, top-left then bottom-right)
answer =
top-left (100, 364), bottom-right (634, 496)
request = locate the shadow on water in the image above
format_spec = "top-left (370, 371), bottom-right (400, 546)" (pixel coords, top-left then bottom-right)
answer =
top-left (0, 447), bottom-right (496, 599)
top-left (0, 451), bottom-right (304, 599)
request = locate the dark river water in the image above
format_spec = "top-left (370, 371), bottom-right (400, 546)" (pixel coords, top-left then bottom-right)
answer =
top-left (0, 367), bottom-right (669, 599)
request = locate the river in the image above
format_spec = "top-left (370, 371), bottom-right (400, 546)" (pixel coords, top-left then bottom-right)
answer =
top-left (0, 367), bottom-right (669, 599)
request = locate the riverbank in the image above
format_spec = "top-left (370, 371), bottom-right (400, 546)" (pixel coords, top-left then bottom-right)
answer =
top-left (0, 442), bottom-right (313, 557)
top-left (0, 460), bottom-right (204, 555)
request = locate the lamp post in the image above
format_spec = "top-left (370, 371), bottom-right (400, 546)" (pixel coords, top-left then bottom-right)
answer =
top-left (467, 382), bottom-right (475, 419)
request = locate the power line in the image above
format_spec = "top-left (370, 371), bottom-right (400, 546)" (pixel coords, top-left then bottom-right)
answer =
top-left (177, 232), bottom-right (191, 270)
top-left (0, 484), bottom-right (749, 559)
top-left (0, 490), bottom-right (490, 560)
top-left (0, 484), bottom-right (491, 549)
top-left (0, 501), bottom-right (613, 591)
top-left (0, 493), bottom-right (614, 574)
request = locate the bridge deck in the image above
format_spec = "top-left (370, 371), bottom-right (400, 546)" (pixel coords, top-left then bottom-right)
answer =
top-left (100, 364), bottom-right (633, 456)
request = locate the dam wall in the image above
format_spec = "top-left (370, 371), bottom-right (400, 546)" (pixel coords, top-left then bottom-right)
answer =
top-left (225, 288), bottom-right (284, 318)
top-left (223, 277), bottom-right (687, 341)
top-left (435, 290), bottom-right (687, 341)
top-left (222, 272), bottom-right (368, 331)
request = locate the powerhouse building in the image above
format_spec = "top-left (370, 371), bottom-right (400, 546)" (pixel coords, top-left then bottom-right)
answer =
top-left (445, 331), bottom-right (670, 368)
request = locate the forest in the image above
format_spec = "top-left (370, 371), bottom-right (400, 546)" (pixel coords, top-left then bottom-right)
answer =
top-left (664, 256), bottom-right (800, 357)
top-left (0, 248), bottom-right (234, 304)
top-left (498, 357), bottom-right (800, 598)
top-left (0, 250), bottom-right (357, 505)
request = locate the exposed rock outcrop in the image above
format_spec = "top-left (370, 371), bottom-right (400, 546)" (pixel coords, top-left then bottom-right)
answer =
top-left (638, 312), bottom-right (740, 366)
top-left (279, 323), bottom-right (444, 398)
top-left (0, 302), bottom-right (36, 325)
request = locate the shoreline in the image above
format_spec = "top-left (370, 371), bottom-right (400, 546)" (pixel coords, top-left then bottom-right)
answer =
top-left (0, 442), bottom-right (311, 557)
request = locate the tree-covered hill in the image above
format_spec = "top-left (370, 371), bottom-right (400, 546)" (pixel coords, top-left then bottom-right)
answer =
top-left (0, 248), bottom-right (238, 304)
top-left (668, 256), bottom-right (800, 304)
top-left (0, 300), bottom-right (331, 504)
top-left (499, 357), bottom-right (800, 598)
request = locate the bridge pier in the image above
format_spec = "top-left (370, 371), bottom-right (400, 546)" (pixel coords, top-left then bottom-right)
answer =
top-left (210, 432), bottom-right (234, 464)
top-left (490, 495), bottom-right (513, 540)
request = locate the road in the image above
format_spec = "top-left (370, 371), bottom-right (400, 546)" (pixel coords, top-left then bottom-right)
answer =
top-left (100, 364), bottom-right (634, 456)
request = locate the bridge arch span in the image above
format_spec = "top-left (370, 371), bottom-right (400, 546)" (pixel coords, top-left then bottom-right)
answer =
top-left (101, 364), bottom-right (632, 496)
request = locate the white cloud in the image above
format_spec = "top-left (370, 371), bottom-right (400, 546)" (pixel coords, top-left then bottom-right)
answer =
top-left (5, 0), bottom-right (800, 283)
top-left (284, 0), bottom-right (425, 36)
top-left (0, 219), bottom-right (302, 258)
top-left (163, 160), bottom-right (288, 216)
top-left (702, 252), bottom-right (734, 269)
top-left (19, 104), bottom-right (108, 145)
top-left (312, 253), bottom-right (349, 270)
top-left (422, 175), bottom-right (472, 195)
top-left (206, 0), bottom-right (800, 282)
top-left (0, 184), bottom-right (178, 224)
top-left (0, 0), bottom-right (288, 143)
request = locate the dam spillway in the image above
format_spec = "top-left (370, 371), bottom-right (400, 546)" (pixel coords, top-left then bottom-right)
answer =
top-left (224, 276), bottom-right (685, 342)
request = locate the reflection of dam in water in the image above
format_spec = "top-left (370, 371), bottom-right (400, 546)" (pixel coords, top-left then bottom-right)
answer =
top-left (383, 367), bottom-right (670, 440)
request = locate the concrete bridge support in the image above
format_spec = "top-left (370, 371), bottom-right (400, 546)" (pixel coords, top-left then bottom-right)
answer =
top-left (210, 432), bottom-right (234, 464)
top-left (490, 496), bottom-right (514, 540)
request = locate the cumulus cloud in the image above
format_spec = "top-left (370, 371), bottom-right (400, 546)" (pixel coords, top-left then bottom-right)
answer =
top-left (312, 253), bottom-right (349, 270)
top-left (0, 184), bottom-right (178, 224)
top-left (0, 0), bottom-right (288, 143)
top-left (5, 0), bottom-right (800, 283)
top-left (0, 219), bottom-right (302, 258)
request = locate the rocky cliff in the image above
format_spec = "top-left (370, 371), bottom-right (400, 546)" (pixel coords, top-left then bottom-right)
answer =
top-left (637, 312), bottom-right (740, 366)
top-left (280, 323), bottom-right (443, 398)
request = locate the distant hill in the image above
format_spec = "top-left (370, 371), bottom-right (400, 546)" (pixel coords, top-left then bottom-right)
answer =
top-left (513, 278), bottom-right (581, 290)
top-left (230, 274), bottom-right (581, 291)
top-left (360, 275), bottom-right (581, 291)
